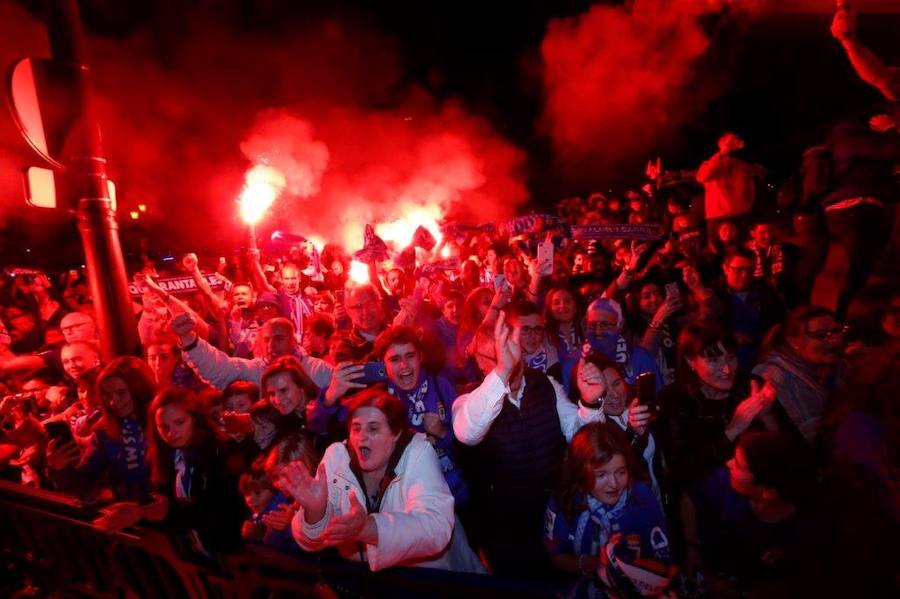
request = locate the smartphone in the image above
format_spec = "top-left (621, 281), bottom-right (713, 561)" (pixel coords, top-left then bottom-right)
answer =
top-left (635, 372), bottom-right (659, 414)
top-left (356, 361), bottom-right (388, 385)
top-left (665, 282), bottom-right (680, 299)
top-left (493, 274), bottom-right (507, 293)
top-left (44, 420), bottom-right (74, 444)
top-left (537, 241), bottom-right (554, 277)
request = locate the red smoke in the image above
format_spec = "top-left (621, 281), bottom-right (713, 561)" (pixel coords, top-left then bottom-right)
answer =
top-left (251, 94), bottom-right (528, 250)
top-left (0, 5), bottom-right (528, 253)
top-left (539, 0), bottom-right (736, 178)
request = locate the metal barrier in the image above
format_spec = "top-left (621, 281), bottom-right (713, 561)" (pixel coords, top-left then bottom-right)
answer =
top-left (0, 479), bottom-right (560, 598)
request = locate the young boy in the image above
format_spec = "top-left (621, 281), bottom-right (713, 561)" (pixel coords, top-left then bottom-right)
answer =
top-left (238, 466), bottom-right (296, 553)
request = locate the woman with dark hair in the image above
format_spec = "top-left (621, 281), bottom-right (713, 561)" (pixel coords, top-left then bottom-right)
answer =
top-left (690, 431), bottom-right (823, 594)
top-left (458, 287), bottom-right (494, 351)
top-left (543, 287), bottom-right (584, 392)
top-left (659, 323), bottom-right (777, 498)
top-left (545, 422), bottom-right (674, 597)
top-left (656, 322), bottom-right (777, 583)
top-left (284, 386), bottom-right (481, 572)
top-left (456, 286), bottom-right (497, 386)
top-left (703, 429), bottom-right (896, 596)
top-left (458, 259), bottom-right (482, 295)
top-left (46, 356), bottom-right (157, 503)
top-left (92, 387), bottom-right (246, 554)
top-left (626, 276), bottom-right (683, 386)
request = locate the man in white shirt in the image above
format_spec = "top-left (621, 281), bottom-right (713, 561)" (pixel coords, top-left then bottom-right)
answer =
top-left (451, 313), bottom-right (602, 576)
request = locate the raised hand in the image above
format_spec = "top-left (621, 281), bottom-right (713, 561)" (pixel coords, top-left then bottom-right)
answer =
top-left (169, 312), bottom-right (197, 346)
top-left (726, 377), bottom-right (777, 441)
top-left (324, 362), bottom-right (367, 406)
top-left (279, 461), bottom-right (328, 524)
top-left (652, 295), bottom-right (683, 325)
top-left (494, 311), bottom-right (521, 382)
top-left (579, 360), bottom-right (605, 387)
top-left (627, 242), bottom-right (650, 272)
top-left (182, 252), bottom-right (199, 272)
top-left (831, 5), bottom-right (855, 41)
top-left (46, 438), bottom-right (80, 470)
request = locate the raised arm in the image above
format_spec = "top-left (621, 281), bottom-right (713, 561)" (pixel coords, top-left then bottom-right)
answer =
top-left (832, 7), bottom-right (899, 101)
top-left (247, 248), bottom-right (277, 294)
top-left (183, 253), bottom-right (229, 317)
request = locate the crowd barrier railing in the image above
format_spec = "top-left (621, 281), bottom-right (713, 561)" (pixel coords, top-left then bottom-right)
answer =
top-left (0, 479), bottom-right (561, 598)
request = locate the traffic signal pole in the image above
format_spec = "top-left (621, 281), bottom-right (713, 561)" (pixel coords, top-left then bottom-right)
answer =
top-left (45, 0), bottom-right (138, 359)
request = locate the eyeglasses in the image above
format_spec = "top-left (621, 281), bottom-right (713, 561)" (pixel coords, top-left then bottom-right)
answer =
top-left (519, 326), bottom-right (545, 335)
top-left (805, 326), bottom-right (848, 342)
top-left (474, 351), bottom-right (497, 362)
top-left (727, 265), bottom-right (753, 275)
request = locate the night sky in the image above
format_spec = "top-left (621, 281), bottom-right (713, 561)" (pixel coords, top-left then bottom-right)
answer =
top-left (1, 0), bottom-right (899, 269)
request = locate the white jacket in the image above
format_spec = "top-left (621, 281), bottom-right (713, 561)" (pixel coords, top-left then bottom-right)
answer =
top-left (292, 433), bottom-right (462, 572)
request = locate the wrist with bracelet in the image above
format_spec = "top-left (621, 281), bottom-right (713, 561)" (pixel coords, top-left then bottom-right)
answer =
top-left (579, 393), bottom-right (604, 410)
top-left (180, 333), bottom-right (199, 352)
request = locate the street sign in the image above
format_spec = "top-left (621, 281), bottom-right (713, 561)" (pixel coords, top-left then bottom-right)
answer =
top-left (7, 57), bottom-right (89, 170)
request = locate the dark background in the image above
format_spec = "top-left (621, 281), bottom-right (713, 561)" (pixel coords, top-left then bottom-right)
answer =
top-left (2, 0), bottom-right (899, 269)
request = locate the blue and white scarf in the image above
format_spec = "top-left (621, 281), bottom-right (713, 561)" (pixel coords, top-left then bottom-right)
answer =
top-left (120, 417), bottom-right (145, 473)
top-left (584, 332), bottom-right (635, 381)
top-left (574, 488), bottom-right (630, 557)
top-left (526, 348), bottom-right (549, 373)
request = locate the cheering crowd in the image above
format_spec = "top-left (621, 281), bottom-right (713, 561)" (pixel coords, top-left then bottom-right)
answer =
top-left (1, 9), bottom-right (898, 598)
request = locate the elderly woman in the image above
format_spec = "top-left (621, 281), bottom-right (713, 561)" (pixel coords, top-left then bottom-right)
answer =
top-left (752, 306), bottom-right (847, 444)
top-left (284, 386), bottom-right (481, 572)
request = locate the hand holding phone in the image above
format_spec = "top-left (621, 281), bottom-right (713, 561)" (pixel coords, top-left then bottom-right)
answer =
top-left (636, 372), bottom-right (659, 414)
top-left (44, 420), bottom-right (74, 445)
top-left (355, 361), bottom-right (388, 385)
top-left (627, 372), bottom-right (658, 436)
top-left (536, 241), bottom-right (554, 277)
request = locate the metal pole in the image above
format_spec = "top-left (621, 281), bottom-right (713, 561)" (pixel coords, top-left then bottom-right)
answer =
top-left (249, 223), bottom-right (258, 251)
top-left (45, 0), bottom-right (138, 360)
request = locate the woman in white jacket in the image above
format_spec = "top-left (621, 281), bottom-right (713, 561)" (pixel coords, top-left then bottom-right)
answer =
top-left (283, 386), bottom-right (481, 572)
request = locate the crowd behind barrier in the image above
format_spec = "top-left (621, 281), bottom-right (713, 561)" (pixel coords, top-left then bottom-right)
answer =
top-left (0, 8), bottom-right (899, 597)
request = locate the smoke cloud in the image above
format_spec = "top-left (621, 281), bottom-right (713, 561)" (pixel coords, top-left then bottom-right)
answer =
top-left (0, 3), bottom-right (528, 254)
top-left (253, 95), bottom-right (528, 250)
top-left (539, 0), bottom-right (743, 180)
